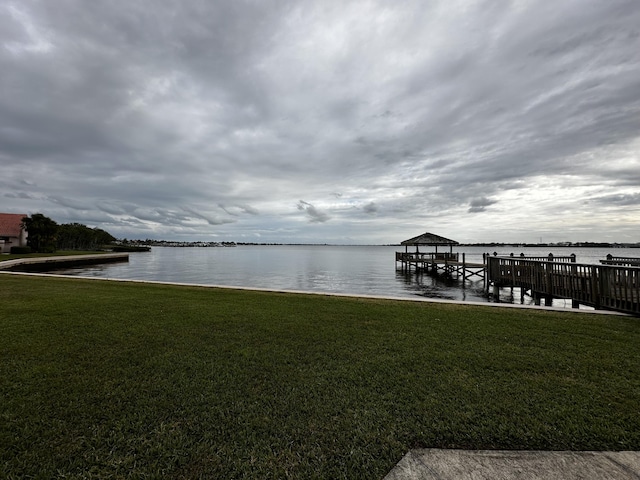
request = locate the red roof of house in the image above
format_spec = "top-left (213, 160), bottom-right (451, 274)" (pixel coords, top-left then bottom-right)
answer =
top-left (0, 213), bottom-right (27, 237)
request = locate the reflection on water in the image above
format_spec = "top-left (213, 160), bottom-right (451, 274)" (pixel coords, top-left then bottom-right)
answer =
top-left (42, 244), bottom-right (637, 310)
top-left (395, 269), bottom-right (486, 302)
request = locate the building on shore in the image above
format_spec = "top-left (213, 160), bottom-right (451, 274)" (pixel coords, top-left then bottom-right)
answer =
top-left (0, 213), bottom-right (28, 253)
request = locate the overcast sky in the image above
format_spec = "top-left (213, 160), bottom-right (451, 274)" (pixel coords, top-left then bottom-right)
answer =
top-left (1, 1), bottom-right (639, 244)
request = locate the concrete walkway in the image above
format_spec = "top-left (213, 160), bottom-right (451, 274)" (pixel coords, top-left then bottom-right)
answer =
top-left (0, 253), bottom-right (128, 270)
top-left (384, 450), bottom-right (640, 479)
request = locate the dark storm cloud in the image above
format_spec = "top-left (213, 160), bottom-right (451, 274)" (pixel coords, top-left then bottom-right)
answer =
top-left (1, 0), bottom-right (639, 243)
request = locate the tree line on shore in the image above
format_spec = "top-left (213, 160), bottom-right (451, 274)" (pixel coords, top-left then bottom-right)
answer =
top-left (19, 213), bottom-right (115, 253)
top-left (16, 213), bottom-right (638, 254)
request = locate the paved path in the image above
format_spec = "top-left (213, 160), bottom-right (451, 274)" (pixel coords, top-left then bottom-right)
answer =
top-left (384, 450), bottom-right (640, 479)
top-left (0, 253), bottom-right (128, 270)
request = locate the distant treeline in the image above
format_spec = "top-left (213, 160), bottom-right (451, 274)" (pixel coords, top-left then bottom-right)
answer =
top-left (115, 239), bottom-right (640, 248)
top-left (461, 243), bottom-right (640, 248)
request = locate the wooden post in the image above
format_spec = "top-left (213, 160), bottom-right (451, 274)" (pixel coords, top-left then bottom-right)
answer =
top-left (596, 265), bottom-right (604, 310)
top-left (462, 253), bottom-right (466, 281)
top-left (484, 254), bottom-right (488, 293)
top-left (592, 265), bottom-right (600, 310)
top-left (545, 260), bottom-right (553, 301)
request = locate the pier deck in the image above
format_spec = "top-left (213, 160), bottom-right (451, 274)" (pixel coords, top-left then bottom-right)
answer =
top-left (395, 252), bottom-right (486, 280)
top-left (487, 256), bottom-right (639, 315)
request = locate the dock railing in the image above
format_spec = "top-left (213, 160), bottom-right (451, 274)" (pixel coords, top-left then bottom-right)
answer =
top-left (487, 256), bottom-right (639, 315)
top-left (395, 252), bottom-right (459, 263)
top-left (600, 255), bottom-right (640, 267)
top-left (489, 252), bottom-right (577, 263)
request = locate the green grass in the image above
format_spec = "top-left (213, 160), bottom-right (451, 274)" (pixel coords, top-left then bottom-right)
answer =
top-left (1, 274), bottom-right (639, 479)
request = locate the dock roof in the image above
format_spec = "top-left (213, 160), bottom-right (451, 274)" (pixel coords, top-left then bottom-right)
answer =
top-left (401, 232), bottom-right (459, 246)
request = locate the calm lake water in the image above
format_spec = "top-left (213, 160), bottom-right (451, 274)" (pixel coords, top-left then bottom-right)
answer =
top-left (49, 245), bottom-right (639, 309)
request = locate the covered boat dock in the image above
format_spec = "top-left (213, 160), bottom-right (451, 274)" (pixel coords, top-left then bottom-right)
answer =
top-left (395, 232), bottom-right (485, 280)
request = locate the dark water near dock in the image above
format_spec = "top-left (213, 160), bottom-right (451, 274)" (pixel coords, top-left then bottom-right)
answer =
top-left (46, 245), bottom-right (638, 310)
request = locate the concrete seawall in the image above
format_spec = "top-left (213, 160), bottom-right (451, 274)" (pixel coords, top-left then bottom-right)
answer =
top-left (0, 253), bottom-right (129, 272)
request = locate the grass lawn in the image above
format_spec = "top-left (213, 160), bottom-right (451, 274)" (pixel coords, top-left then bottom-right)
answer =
top-left (1, 274), bottom-right (639, 479)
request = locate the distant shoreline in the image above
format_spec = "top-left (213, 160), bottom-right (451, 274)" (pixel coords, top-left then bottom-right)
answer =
top-left (120, 241), bottom-right (640, 248)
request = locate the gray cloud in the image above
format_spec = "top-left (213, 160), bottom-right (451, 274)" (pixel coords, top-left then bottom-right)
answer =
top-left (297, 200), bottom-right (330, 223)
top-left (182, 206), bottom-right (236, 226)
top-left (593, 193), bottom-right (640, 206)
top-left (468, 197), bottom-right (498, 213)
top-left (1, 0), bottom-right (639, 243)
top-left (362, 202), bottom-right (378, 215)
top-left (4, 191), bottom-right (38, 199)
top-left (48, 195), bottom-right (90, 210)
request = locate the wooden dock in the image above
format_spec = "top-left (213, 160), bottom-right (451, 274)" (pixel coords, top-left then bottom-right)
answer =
top-left (395, 251), bottom-right (486, 280)
top-left (487, 255), bottom-right (639, 315)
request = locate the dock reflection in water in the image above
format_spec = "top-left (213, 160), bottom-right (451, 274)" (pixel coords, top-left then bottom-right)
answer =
top-left (395, 268), bottom-right (486, 302)
top-left (34, 245), bottom-right (639, 311)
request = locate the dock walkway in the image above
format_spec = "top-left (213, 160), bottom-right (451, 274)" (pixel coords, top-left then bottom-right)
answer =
top-left (395, 252), bottom-right (485, 280)
top-left (487, 256), bottom-right (639, 315)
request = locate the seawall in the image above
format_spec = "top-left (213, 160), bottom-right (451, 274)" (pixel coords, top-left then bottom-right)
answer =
top-left (0, 253), bottom-right (129, 272)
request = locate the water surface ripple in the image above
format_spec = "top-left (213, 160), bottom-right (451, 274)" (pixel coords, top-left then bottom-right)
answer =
top-left (49, 245), bottom-right (638, 309)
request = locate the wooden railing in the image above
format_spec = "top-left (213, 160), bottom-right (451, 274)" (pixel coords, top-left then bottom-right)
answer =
top-left (489, 253), bottom-right (577, 263)
top-left (396, 252), bottom-right (459, 262)
top-left (487, 256), bottom-right (639, 315)
top-left (600, 255), bottom-right (640, 266)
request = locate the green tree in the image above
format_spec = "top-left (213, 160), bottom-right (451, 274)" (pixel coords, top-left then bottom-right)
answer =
top-left (56, 223), bottom-right (116, 250)
top-left (93, 228), bottom-right (116, 247)
top-left (21, 213), bottom-right (58, 253)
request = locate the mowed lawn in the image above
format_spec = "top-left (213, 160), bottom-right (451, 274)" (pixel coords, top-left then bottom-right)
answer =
top-left (1, 274), bottom-right (639, 479)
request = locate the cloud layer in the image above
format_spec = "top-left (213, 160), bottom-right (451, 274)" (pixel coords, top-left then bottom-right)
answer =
top-left (1, 0), bottom-right (639, 243)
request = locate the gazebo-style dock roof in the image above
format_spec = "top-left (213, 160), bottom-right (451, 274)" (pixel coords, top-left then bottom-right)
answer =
top-left (400, 232), bottom-right (459, 247)
top-left (400, 232), bottom-right (459, 255)
top-left (396, 232), bottom-right (485, 281)
top-left (398, 231), bottom-right (459, 265)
